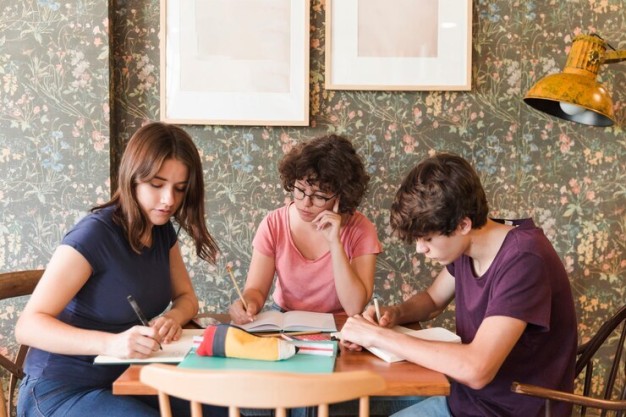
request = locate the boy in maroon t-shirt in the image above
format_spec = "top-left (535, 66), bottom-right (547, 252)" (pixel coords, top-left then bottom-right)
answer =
top-left (340, 153), bottom-right (577, 417)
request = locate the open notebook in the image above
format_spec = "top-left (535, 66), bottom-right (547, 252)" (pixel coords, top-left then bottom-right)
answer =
top-left (94, 329), bottom-right (203, 364)
top-left (236, 310), bottom-right (337, 333)
top-left (368, 326), bottom-right (461, 363)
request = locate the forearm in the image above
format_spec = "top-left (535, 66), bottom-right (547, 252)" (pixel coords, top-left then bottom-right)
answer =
top-left (330, 242), bottom-right (372, 315)
top-left (16, 312), bottom-right (113, 356)
top-left (363, 315), bottom-right (526, 390)
top-left (374, 330), bottom-right (486, 387)
top-left (242, 287), bottom-right (268, 310)
top-left (394, 291), bottom-right (442, 324)
top-left (166, 292), bottom-right (199, 325)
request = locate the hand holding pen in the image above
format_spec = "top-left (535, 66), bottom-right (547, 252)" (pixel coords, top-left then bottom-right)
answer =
top-left (226, 265), bottom-right (258, 324)
top-left (361, 298), bottom-right (393, 327)
top-left (127, 295), bottom-right (163, 350)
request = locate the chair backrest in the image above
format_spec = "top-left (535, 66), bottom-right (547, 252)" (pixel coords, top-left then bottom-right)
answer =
top-left (575, 304), bottom-right (626, 417)
top-left (512, 304), bottom-right (626, 417)
top-left (0, 269), bottom-right (44, 417)
top-left (140, 364), bottom-right (386, 417)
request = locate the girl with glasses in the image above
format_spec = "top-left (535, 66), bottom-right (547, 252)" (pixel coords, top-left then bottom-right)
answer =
top-left (229, 134), bottom-right (382, 323)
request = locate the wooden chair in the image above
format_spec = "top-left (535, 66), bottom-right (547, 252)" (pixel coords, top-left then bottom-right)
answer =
top-left (0, 269), bottom-right (44, 417)
top-left (512, 304), bottom-right (626, 417)
top-left (140, 364), bottom-right (386, 417)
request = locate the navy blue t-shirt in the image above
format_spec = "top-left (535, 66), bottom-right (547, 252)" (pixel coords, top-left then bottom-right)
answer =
top-left (24, 205), bottom-right (177, 387)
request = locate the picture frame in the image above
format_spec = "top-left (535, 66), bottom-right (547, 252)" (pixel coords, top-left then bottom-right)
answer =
top-left (160, 0), bottom-right (310, 126)
top-left (325, 0), bottom-right (472, 91)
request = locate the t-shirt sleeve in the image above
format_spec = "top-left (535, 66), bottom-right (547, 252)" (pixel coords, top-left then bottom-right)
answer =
top-left (486, 251), bottom-right (552, 331)
top-left (252, 213), bottom-right (277, 258)
top-left (62, 215), bottom-right (118, 275)
top-left (346, 214), bottom-right (383, 258)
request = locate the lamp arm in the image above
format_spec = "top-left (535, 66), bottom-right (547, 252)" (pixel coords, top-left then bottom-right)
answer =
top-left (603, 49), bottom-right (626, 64)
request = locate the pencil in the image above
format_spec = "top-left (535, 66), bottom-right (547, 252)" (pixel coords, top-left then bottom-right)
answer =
top-left (258, 331), bottom-right (322, 338)
top-left (227, 265), bottom-right (248, 311)
top-left (374, 298), bottom-right (382, 323)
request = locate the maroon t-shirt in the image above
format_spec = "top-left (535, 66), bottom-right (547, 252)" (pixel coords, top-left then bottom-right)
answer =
top-left (446, 218), bottom-right (577, 417)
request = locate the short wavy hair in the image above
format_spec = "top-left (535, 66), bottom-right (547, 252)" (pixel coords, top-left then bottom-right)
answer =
top-left (279, 134), bottom-right (370, 215)
top-left (390, 153), bottom-right (489, 244)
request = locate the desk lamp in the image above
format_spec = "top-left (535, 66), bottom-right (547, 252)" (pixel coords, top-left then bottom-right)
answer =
top-left (524, 34), bottom-right (626, 126)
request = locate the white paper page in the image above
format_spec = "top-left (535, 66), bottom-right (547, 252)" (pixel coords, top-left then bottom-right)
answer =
top-left (368, 326), bottom-right (461, 363)
top-left (237, 310), bottom-right (284, 332)
top-left (94, 329), bottom-right (204, 364)
top-left (283, 311), bottom-right (337, 332)
top-left (238, 310), bottom-right (337, 332)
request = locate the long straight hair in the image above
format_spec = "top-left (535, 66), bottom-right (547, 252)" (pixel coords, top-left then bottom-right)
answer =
top-left (94, 122), bottom-right (219, 263)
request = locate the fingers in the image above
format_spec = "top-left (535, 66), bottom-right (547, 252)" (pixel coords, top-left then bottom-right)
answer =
top-left (340, 339), bottom-right (363, 351)
top-left (361, 306), bottom-right (377, 323)
top-left (312, 211), bottom-right (341, 233)
top-left (127, 325), bottom-right (161, 357)
top-left (153, 317), bottom-right (182, 343)
top-left (244, 300), bottom-right (257, 322)
top-left (229, 300), bottom-right (256, 324)
top-left (378, 312), bottom-right (393, 327)
top-left (333, 197), bottom-right (340, 213)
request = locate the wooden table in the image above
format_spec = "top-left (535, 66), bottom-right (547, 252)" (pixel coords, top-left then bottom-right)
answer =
top-left (112, 314), bottom-right (450, 397)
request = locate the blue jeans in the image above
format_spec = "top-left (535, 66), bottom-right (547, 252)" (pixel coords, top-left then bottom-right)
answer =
top-left (390, 396), bottom-right (451, 417)
top-left (286, 396), bottom-right (423, 417)
top-left (18, 375), bottom-right (227, 417)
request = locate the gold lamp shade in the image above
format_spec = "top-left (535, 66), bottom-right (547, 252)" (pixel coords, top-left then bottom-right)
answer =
top-left (524, 34), bottom-right (626, 127)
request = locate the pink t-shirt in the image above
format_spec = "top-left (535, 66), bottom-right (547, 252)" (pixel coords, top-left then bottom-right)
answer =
top-left (252, 203), bottom-right (383, 313)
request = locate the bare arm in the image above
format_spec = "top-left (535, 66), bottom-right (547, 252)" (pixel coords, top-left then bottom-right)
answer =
top-left (342, 314), bottom-right (526, 389)
top-left (228, 249), bottom-right (275, 324)
top-left (152, 242), bottom-right (199, 343)
top-left (315, 199), bottom-right (376, 315)
top-left (15, 245), bottom-right (161, 358)
top-left (370, 268), bottom-right (456, 327)
top-left (329, 248), bottom-right (376, 316)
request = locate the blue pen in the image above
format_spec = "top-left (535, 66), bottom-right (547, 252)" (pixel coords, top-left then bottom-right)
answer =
top-left (127, 295), bottom-right (163, 350)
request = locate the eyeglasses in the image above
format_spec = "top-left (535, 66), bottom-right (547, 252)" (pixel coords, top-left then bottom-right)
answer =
top-left (292, 185), bottom-right (337, 208)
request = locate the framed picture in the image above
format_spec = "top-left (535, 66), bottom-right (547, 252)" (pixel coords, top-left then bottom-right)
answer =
top-left (160, 0), bottom-right (310, 126)
top-left (325, 0), bottom-right (472, 91)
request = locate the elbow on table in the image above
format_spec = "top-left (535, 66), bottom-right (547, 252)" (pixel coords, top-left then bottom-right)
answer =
top-left (343, 305), bottom-right (365, 317)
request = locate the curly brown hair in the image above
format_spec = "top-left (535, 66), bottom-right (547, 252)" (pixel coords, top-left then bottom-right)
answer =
top-left (390, 153), bottom-right (489, 244)
top-left (279, 134), bottom-right (370, 215)
top-left (94, 122), bottom-right (219, 263)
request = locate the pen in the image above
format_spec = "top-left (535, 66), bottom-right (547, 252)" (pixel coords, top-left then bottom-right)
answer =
top-left (374, 298), bottom-right (382, 324)
top-left (127, 294), bottom-right (163, 350)
top-left (227, 265), bottom-right (249, 311)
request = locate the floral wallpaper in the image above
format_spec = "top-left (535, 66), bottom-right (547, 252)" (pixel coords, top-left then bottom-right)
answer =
top-left (1, 0), bottom-right (625, 407)
top-left (0, 0), bottom-right (110, 409)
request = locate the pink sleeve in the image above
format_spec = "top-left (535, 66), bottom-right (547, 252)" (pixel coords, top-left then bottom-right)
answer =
top-left (343, 212), bottom-right (383, 259)
top-left (252, 214), bottom-right (275, 257)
